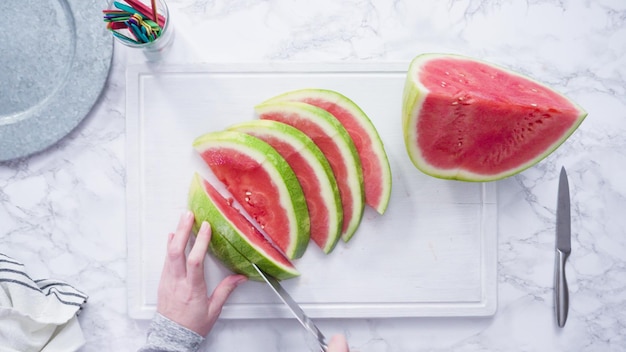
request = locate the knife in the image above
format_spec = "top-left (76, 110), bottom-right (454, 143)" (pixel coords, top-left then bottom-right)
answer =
top-left (252, 264), bottom-right (329, 351)
top-left (555, 166), bottom-right (571, 328)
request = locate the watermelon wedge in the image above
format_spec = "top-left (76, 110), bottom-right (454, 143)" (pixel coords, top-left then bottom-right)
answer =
top-left (193, 131), bottom-right (310, 259)
top-left (188, 173), bottom-right (299, 280)
top-left (228, 120), bottom-right (343, 254)
top-left (262, 89), bottom-right (392, 214)
top-left (256, 101), bottom-right (365, 242)
top-left (403, 53), bottom-right (587, 181)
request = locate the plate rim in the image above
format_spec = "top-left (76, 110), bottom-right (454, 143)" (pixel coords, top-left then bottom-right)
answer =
top-left (0, 0), bottom-right (113, 162)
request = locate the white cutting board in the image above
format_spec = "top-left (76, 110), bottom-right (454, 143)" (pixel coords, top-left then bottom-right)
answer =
top-left (126, 63), bottom-right (497, 319)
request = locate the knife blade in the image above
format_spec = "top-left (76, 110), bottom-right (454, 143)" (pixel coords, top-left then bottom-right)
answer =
top-left (555, 166), bottom-right (571, 328)
top-left (252, 264), bottom-right (328, 351)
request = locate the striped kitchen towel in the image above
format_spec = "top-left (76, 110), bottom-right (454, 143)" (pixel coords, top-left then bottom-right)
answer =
top-left (0, 253), bottom-right (88, 352)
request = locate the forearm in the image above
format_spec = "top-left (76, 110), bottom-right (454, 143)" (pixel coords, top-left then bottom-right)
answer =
top-left (138, 313), bottom-right (205, 352)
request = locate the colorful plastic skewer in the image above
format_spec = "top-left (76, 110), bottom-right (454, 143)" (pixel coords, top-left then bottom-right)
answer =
top-left (124, 0), bottom-right (165, 27)
top-left (151, 0), bottom-right (158, 26)
top-left (103, 0), bottom-right (165, 44)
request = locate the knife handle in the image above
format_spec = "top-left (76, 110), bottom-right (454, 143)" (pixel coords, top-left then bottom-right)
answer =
top-left (555, 249), bottom-right (569, 327)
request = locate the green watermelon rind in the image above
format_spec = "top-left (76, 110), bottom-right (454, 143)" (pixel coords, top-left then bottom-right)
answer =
top-left (193, 131), bottom-right (310, 259)
top-left (403, 53), bottom-right (588, 181)
top-left (207, 229), bottom-right (263, 281)
top-left (263, 88), bottom-right (392, 215)
top-left (256, 101), bottom-right (365, 242)
top-left (188, 173), bottom-right (299, 281)
top-left (227, 119), bottom-right (343, 254)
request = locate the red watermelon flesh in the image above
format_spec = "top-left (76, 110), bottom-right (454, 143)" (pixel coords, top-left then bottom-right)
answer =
top-left (203, 150), bottom-right (287, 245)
top-left (194, 131), bottom-right (310, 259)
top-left (228, 120), bottom-right (343, 254)
top-left (263, 89), bottom-right (392, 215)
top-left (276, 141), bottom-right (336, 250)
top-left (200, 178), bottom-right (294, 270)
top-left (256, 102), bottom-right (365, 242)
top-left (403, 54), bottom-right (587, 181)
top-left (189, 174), bottom-right (297, 280)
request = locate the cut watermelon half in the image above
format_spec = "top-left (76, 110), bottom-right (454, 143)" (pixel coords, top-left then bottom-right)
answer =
top-left (193, 131), bottom-right (310, 259)
top-left (188, 173), bottom-right (299, 280)
top-left (256, 101), bottom-right (365, 242)
top-left (228, 120), bottom-right (343, 254)
top-left (403, 53), bottom-right (587, 181)
top-left (263, 89), bottom-right (392, 215)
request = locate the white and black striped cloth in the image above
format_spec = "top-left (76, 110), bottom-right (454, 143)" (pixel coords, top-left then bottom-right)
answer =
top-left (0, 253), bottom-right (88, 351)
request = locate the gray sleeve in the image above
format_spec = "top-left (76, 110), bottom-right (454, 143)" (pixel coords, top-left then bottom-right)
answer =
top-left (138, 313), bottom-right (205, 352)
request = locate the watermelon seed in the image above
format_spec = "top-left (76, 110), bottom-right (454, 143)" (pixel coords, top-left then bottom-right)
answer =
top-left (457, 95), bottom-right (473, 105)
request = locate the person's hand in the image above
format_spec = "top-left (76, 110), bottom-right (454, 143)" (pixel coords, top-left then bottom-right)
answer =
top-left (327, 334), bottom-right (350, 352)
top-left (156, 210), bottom-right (247, 336)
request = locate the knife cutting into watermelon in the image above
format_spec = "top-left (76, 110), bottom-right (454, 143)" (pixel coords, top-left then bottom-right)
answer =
top-left (188, 173), bottom-right (299, 280)
top-left (193, 130), bottom-right (310, 260)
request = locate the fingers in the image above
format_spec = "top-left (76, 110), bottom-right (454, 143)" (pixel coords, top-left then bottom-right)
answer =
top-left (207, 274), bottom-right (247, 316)
top-left (167, 211), bottom-right (195, 277)
top-left (327, 334), bottom-right (349, 352)
top-left (187, 221), bottom-right (212, 285)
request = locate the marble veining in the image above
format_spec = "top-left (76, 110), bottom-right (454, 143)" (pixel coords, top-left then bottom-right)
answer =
top-left (1, 0), bottom-right (625, 351)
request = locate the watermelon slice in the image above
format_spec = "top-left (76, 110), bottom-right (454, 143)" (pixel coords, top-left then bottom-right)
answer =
top-left (403, 53), bottom-right (587, 181)
top-left (262, 89), bottom-right (392, 214)
top-left (188, 173), bottom-right (299, 280)
top-left (256, 101), bottom-right (365, 242)
top-left (193, 131), bottom-right (310, 259)
top-left (228, 120), bottom-right (343, 254)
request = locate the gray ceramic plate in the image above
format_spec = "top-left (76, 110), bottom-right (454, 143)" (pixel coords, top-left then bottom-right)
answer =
top-left (0, 0), bottom-right (113, 162)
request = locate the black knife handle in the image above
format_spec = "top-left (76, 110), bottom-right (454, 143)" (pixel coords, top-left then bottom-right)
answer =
top-left (555, 249), bottom-right (569, 327)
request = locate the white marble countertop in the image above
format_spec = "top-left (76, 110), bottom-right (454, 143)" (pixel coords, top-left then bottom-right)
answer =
top-left (2, 1), bottom-right (625, 351)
